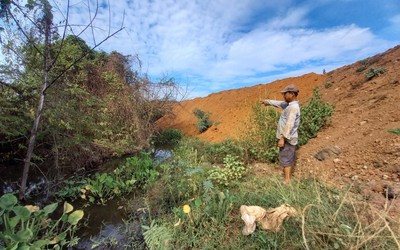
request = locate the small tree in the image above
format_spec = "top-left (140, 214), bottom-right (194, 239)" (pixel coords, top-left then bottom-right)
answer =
top-left (193, 108), bottom-right (213, 133)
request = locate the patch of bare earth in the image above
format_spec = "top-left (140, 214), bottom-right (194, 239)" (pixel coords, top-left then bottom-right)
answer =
top-left (157, 45), bottom-right (400, 219)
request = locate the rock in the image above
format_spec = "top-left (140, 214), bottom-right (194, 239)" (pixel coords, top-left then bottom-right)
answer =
top-left (383, 185), bottom-right (396, 200)
top-left (372, 183), bottom-right (384, 193)
top-left (314, 146), bottom-right (342, 161)
top-left (373, 161), bottom-right (384, 168)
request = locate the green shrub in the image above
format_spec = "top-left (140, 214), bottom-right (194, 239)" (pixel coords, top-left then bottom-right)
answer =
top-left (152, 128), bottom-right (183, 147)
top-left (192, 108), bottom-right (213, 133)
top-left (203, 139), bottom-right (244, 164)
top-left (208, 155), bottom-right (246, 187)
top-left (298, 87), bottom-right (335, 146)
top-left (0, 193), bottom-right (83, 249)
top-left (365, 67), bottom-right (385, 80)
top-left (239, 103), bottom-right (280, 162)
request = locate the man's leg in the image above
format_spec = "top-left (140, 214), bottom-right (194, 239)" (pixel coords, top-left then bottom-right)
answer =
top-left (283, 166), bottom-right (292, 184)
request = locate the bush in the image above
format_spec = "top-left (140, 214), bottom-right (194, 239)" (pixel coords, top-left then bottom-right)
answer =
top-left (192, 108), bottom-right (213, 133)
top-left (298, 87), bottom-right (335, 146)
top-left (152, 128), bottom-right (183, 147)
top-left (208, 155), bottom-right (246, 187)
top-left (239, 103), bottom-right (280, 162)
top-left (365, 67), bottom-right (385, 80)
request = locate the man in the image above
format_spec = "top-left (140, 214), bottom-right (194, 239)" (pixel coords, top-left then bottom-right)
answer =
top-left (261, 84), bottom-right (300, 184)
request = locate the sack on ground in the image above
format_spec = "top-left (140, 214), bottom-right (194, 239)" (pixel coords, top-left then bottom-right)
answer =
top-left (240, 204), bottom-right (297, 235)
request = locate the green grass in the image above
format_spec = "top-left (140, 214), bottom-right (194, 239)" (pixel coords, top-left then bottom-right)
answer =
top-left (135, 165), bottom-right (400, 250)
top-left (388, 128), bottom-right (400, 136)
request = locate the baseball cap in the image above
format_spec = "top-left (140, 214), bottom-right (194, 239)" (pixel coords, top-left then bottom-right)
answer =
top-left (280, 84), bottom-right (299, 93)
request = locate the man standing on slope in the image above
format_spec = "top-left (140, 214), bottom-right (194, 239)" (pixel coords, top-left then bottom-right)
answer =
top-left (261, 84), bottom-right (300, 184)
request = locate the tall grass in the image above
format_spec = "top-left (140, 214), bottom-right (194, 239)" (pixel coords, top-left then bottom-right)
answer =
top-left (142, 171), bottom-right (400, 249)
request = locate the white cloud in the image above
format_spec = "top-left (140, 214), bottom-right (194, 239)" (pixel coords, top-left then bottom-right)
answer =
top-left (54, 0), bottom-right (399, 99)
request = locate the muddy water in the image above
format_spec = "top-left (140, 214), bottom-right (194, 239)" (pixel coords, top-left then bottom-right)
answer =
top-left (71, 192), bottom-right (148, 250)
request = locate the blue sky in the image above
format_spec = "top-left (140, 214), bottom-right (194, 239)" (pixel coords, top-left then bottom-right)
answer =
top-left (58, 0), bottom-right (400, 99)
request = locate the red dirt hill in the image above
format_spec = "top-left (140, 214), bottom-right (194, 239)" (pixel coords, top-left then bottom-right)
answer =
top-left (157, 45), bottom-right (400, 213)
top-left (157, 72), bottom-right (325, 141)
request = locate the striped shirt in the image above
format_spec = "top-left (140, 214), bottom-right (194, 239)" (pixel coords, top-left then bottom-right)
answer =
top-left (264, 100), bottom-right (300, 145)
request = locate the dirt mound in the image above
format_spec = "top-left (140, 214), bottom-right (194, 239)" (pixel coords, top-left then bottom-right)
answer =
top-left (157, 45), bottom-right (400, 212)
top-left (157, 72), bottom-right (325, 141)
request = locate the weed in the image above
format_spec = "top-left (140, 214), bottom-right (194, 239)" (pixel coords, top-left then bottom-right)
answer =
top-left (208, 155), bottom-right (246, 187)
top-left (388, 128), bottom-right (400, 135)
top-left (142, 221), bottom-right (172, 250)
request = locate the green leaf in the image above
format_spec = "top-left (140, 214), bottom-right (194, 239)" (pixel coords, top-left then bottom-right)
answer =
top-left (31, 239), bottom-right (50, 249)
top-left (8, 242), bottom-right (19, 250)
top-left (15, 228), bottom-right (33, 242)
top-left (67, 210), bottom-right (84, 225)
top-left (12, 206), bottom-right (31, 221)
top-left (0, 193), bottom-right (18, 210)
top-left (63, 202), bottom-right (73, 214)
top-left (43, 203), bottom-right (58, 214)
top-left (9, 215), bottom-right (20, 228)
top-left (194, 198), bottom-right (202, 208)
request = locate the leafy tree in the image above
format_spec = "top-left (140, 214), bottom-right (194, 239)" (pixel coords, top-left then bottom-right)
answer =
top-left (0, 0), bottom-right (124, 199)
top-left (0, 1), bottom-right (182, 200)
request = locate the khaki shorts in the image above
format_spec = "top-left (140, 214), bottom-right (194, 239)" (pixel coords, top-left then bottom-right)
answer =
top-left (279, 141), bottom-right (296, 167)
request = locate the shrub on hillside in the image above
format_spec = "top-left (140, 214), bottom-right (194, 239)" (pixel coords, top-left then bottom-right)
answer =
top-left (298, 87), bottom-right (335, 146)
top-left (193, 108), bottom-right (213, 133)
top-left (365, 67), bottom-right (385, 80)
top-left (239, 104), bottom-right (280, 162)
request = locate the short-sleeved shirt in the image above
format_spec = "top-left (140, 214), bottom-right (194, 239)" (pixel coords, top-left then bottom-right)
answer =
top-left (264, 100), bottom-right (300, 145)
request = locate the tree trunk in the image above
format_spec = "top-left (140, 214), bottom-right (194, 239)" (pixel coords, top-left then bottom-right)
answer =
top-left (19, 80), bottom-right (47, 199)
top-left (19, 2), bottom-right (52, 199)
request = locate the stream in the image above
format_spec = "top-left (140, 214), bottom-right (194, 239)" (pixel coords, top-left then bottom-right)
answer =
top-left (0, 149), bottom-right (172, 249)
